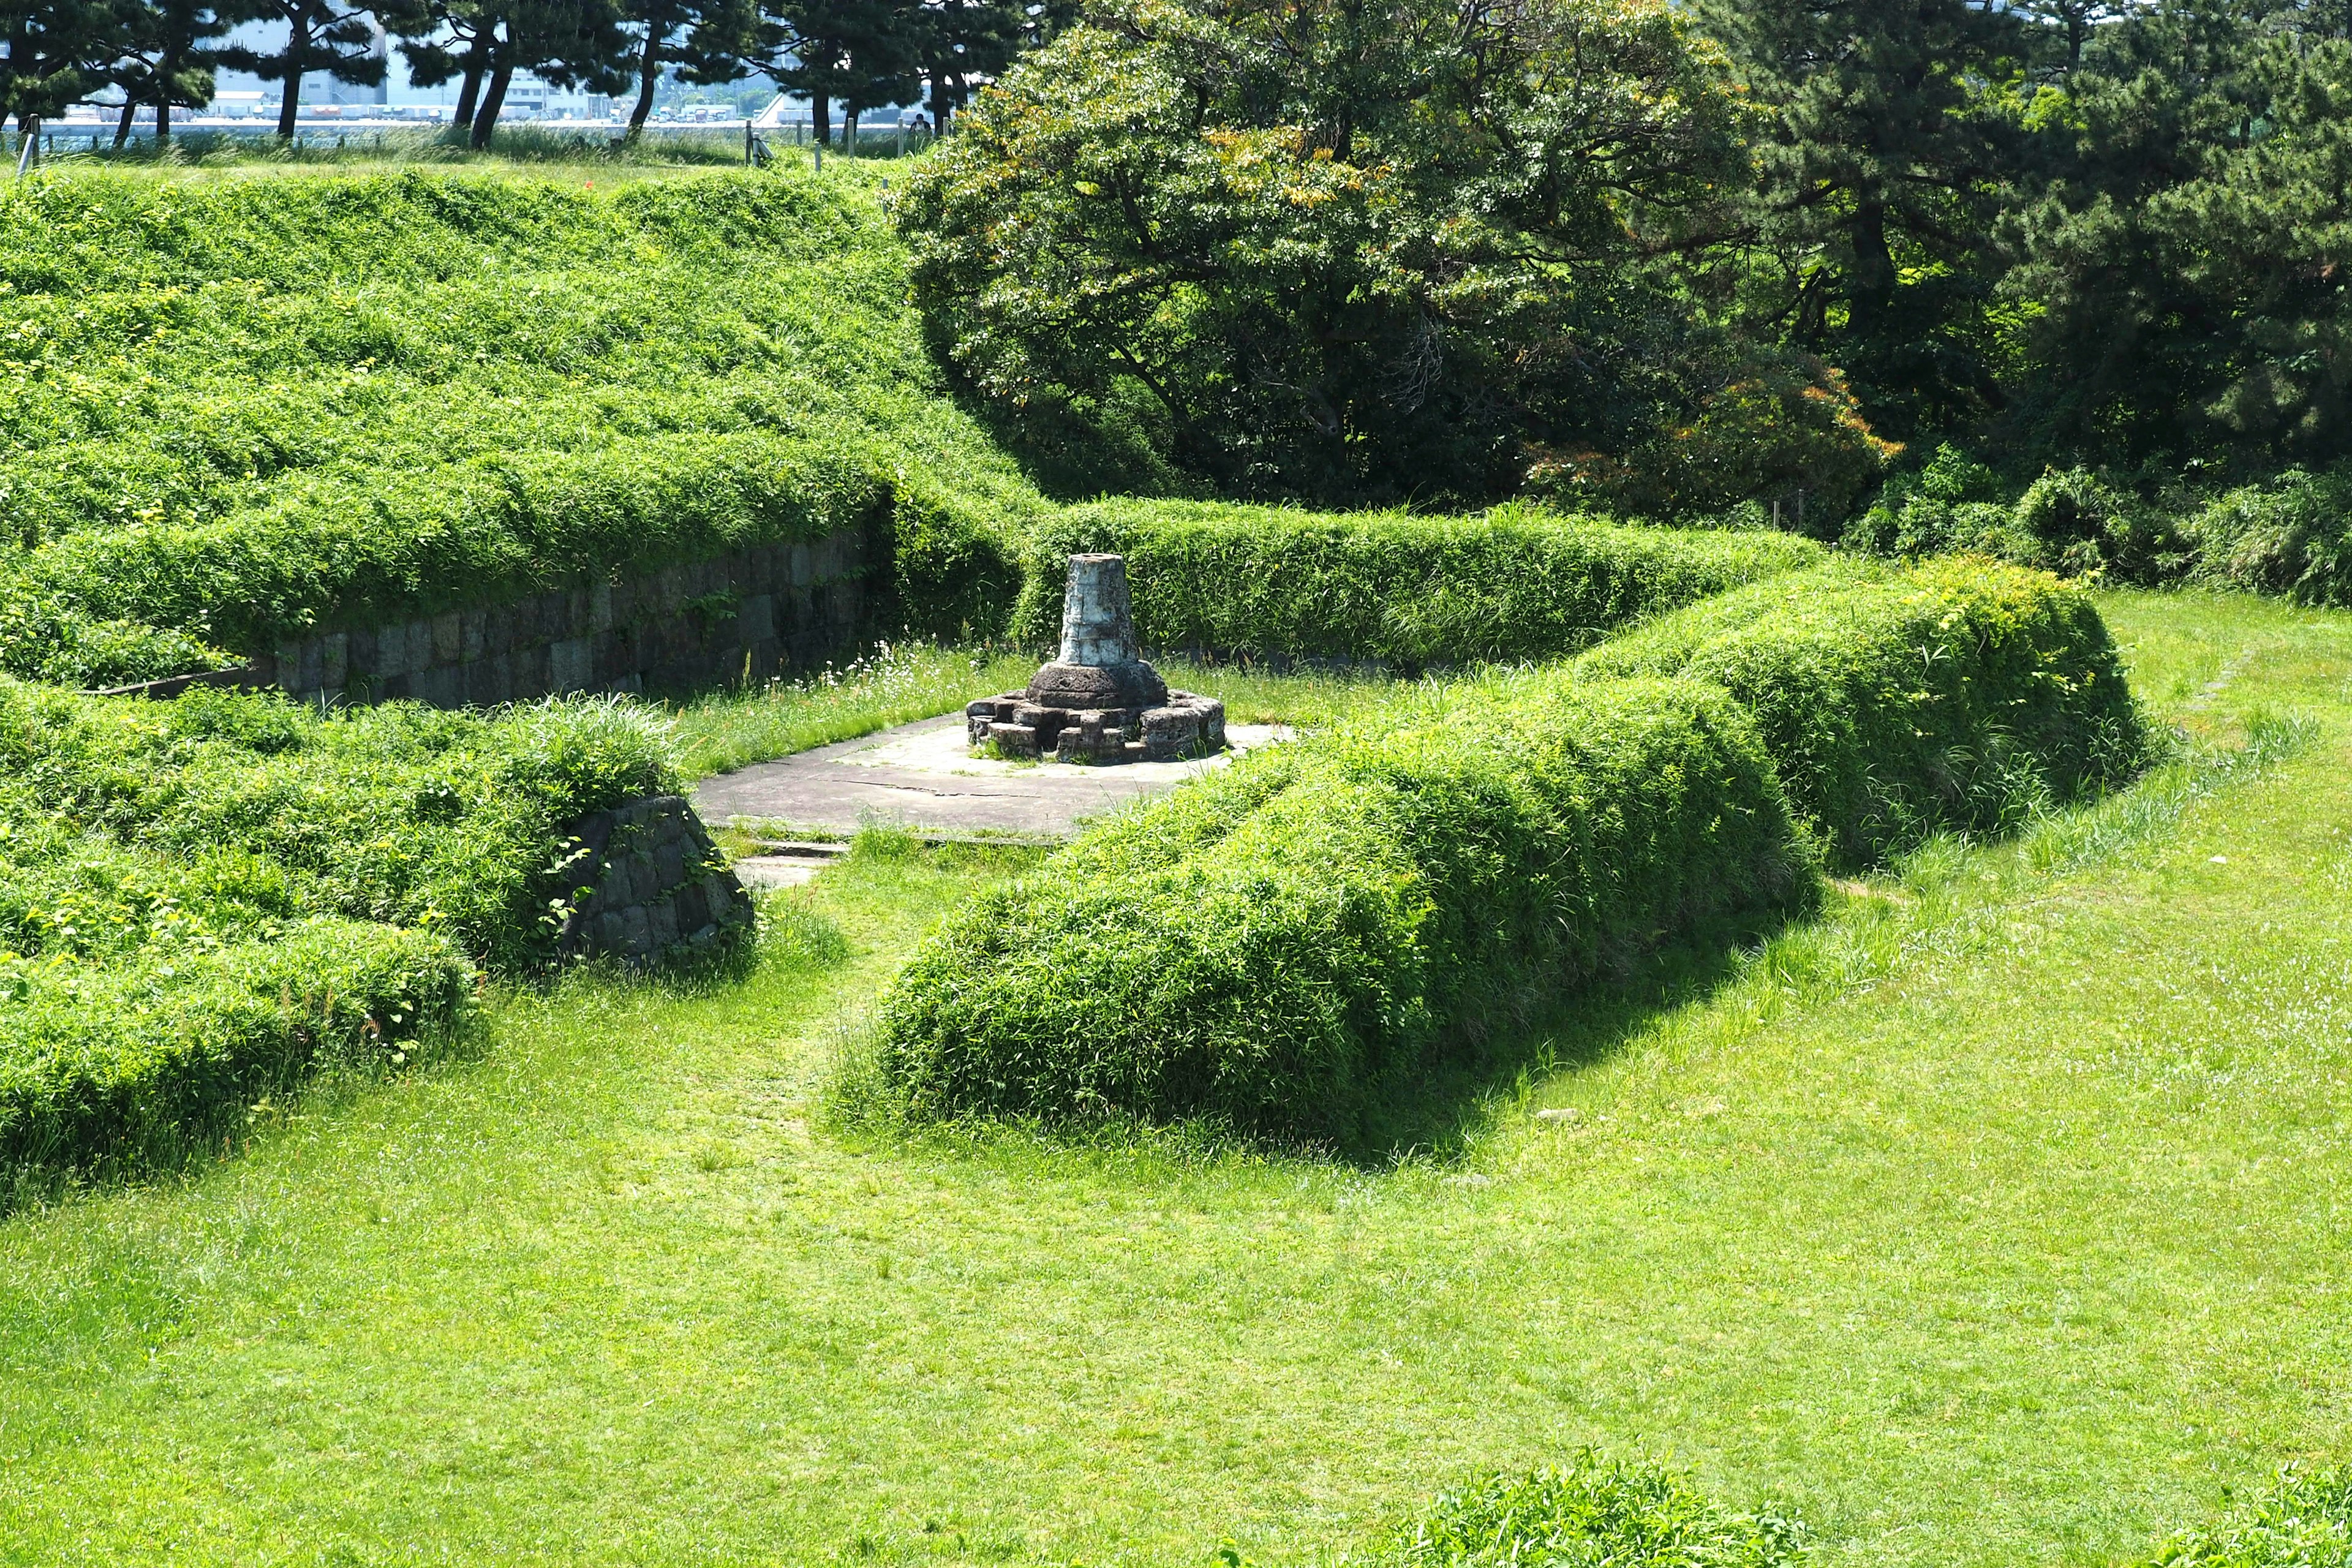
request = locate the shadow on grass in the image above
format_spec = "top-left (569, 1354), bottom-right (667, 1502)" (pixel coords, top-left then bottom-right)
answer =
top-left (1344, 916), bottom-right (1781, 1166)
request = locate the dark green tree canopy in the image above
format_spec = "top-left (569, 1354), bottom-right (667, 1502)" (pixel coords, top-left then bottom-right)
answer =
top-left (897, 0), bottom-right (1884, 505)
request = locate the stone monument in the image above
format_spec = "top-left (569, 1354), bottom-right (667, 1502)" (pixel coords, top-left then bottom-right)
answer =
top-left (966, 554), bottom-right (1226, 763)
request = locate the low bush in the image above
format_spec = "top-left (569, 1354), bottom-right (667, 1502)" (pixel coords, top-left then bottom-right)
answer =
top-left (0, 921), bottom-right (472, 1178)
top-left (869, 672), bottom-right (1816, 1140)
top-left (1365, 1453), bottom-right (1806, 1568)
top-left (1012, 500), bottom-right (1825, 669)
top-left (1576, 558), bottom-right (2150, 867)
top-left (0, 684), bottom-right (693, 1180)
top-left (2146, 1466), bottom-right (2352, 1568)
top-left (870, 557), bottom-right (2141, 1137)
top-left (2187, 467), bottom-right (2352, 607)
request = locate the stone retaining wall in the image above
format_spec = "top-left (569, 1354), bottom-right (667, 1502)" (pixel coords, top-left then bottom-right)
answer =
top-left (251, 529), bottom-right (870, 707)
top-left (556, 794), bottom-right (756, 963)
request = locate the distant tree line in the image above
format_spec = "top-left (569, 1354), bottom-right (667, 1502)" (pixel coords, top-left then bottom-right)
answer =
top-left (0, 0), bottom-right (1045, 146)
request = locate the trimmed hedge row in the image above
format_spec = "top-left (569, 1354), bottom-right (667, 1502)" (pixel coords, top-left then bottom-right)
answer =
top-left (0, 684), bottom-right (689, 1178)
top-left (870, 560), bottom-right (2146, 1138)
top-left (1012, 500), bottom-right (1826, 669)
top-left (1576, 556), bottom-right (2146, 868)
top-left (872, 673), bottom-right (1815, 1139)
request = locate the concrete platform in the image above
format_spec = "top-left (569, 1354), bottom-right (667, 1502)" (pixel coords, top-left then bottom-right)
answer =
top-left (691, 713), bottom-right (1290, 839)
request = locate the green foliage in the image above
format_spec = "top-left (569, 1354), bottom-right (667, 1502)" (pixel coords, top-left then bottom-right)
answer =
top-left (0, 919), bottom-right (472, 1180)
top-left (2002, 3), bottom-right (2352, 469)
top-left (0, 166), bottom-right (1050, 684)
top-left (869, 672), bottom-right (1816, 1141)
top-left (873, 557), bottom-right (2142, 1137)
top-left (897, 0), bottom-right (1773, 504)
top-left (1844, 456), bottom-right (2203, 583)
top-left (0, 684), bottom-right (685, 1177)
top-left (2187, 467), bottom-right (2352, 608)
top-left (1013, 501), bottom-right (1826, 669)
top-left (1577, 558), bottom-right (2150, 867)
top-left (1699, 0), bottom-right (2027, 445)
top-left (0, 684), bottom-right (679, 971)
top-left (1371, 1454), bottom-right (1807, 1568)
top-left (2147, 1467), bottom-right (2352, 1568)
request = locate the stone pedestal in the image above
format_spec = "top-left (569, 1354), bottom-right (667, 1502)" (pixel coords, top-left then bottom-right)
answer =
top-left (967, 554), bottom-right (1224, 764)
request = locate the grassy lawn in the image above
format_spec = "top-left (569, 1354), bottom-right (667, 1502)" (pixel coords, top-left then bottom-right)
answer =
top-left (3, 589), bottom-right (2348, 1566)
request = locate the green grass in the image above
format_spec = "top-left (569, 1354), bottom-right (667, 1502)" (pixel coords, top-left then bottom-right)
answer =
top-left (2, 589), bottom-right (2350, 1566)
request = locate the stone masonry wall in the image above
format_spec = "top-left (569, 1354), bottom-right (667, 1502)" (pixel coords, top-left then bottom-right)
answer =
top-left (251, 529), bottom-right (869, 707)
top-left (556, 794), bottom-right (755, 963)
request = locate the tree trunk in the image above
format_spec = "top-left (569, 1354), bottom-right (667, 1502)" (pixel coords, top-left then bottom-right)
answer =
top-left (156, 96), bottom-right (169, 140)
top-left (276, 15), bottom-right (311, 138)
top-left (928, 68), bottom-right (949, 133)
top-left (470, 59), bottom-right (511, 148)
top-left (450, 32), bottom-right (489, 132)
top-left (1846, 198), bottom-right (1896, 334)
top-left (113, 97), bottom-right (135, 148)
top-left (810, 90), bottom-right (829, 148)
top-left (627, 23), bottom-right (660, 136)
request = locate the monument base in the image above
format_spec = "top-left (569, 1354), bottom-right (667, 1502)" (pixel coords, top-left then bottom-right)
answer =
top-left (966, 690), bottom-right (1227, 764)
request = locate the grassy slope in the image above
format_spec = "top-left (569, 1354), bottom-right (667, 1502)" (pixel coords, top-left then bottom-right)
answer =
top-left (2, 588), bottom-right (2348, 1567)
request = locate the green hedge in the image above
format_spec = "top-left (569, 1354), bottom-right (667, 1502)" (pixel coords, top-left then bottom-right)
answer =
top-left (871, 673), bottom-right (1815, 1140)
top-left (1013, 500), bottom-right (1825, 669)
top-left (870, 558), bottom-right (2142, 1137)
top-left (1575, 557), bottom-right (2149, 868)
top-left (0, 921), bottom-right (472, 1177)
top-left (0, 683), bottom-right (692, 1179)
top-left (23, 430), bottom-right (889, 655)
top-left (0, 168), bottom-right (1049, 685)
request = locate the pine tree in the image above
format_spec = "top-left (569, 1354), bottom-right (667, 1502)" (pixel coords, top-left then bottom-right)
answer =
top-left (219, 0), bottom-right (386, 137)
top-left (107, 0), bottom-right (243, 141)
top-left (390, 0), bottom-right (633, 146)
top-left (911, 0), bottom-right (1020, 131)
top-left (2, 0), bottom-right (127, 142)
top-left (1702, 0), bottom-right (2028, 440)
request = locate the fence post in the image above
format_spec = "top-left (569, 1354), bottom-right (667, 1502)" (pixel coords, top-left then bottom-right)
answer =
top-left (744, 117), bottom-right (753, 166)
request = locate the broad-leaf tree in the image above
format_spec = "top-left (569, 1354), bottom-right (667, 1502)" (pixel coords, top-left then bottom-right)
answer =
top-left (898, 0), bottom-right (1886, 507)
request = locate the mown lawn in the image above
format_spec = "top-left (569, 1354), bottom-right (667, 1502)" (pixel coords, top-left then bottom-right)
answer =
top-left (2, 589), bottom-right (2348, 1567)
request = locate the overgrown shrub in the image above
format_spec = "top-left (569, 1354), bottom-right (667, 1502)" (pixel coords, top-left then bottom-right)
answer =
top-left (870, 673), bottom-right (1816, 1141)
top-left (0, 921), bottom-right (472, 1178)
top-left (0, 684), bottom-right (693, 1179)
top-left (1368, 1454), bottom-right (1807, 1568)
top-left (1013, 501), bottom-right (1825, 669)
top-left (1577, 559), bottom-right (2149, 867)
top-left (2187, 467), bottom-right (2352, 606)
top-left (2144, 1466), bottom-right (2352, 1568)
top-left (1842, 453), bottom-right (2193, 582)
